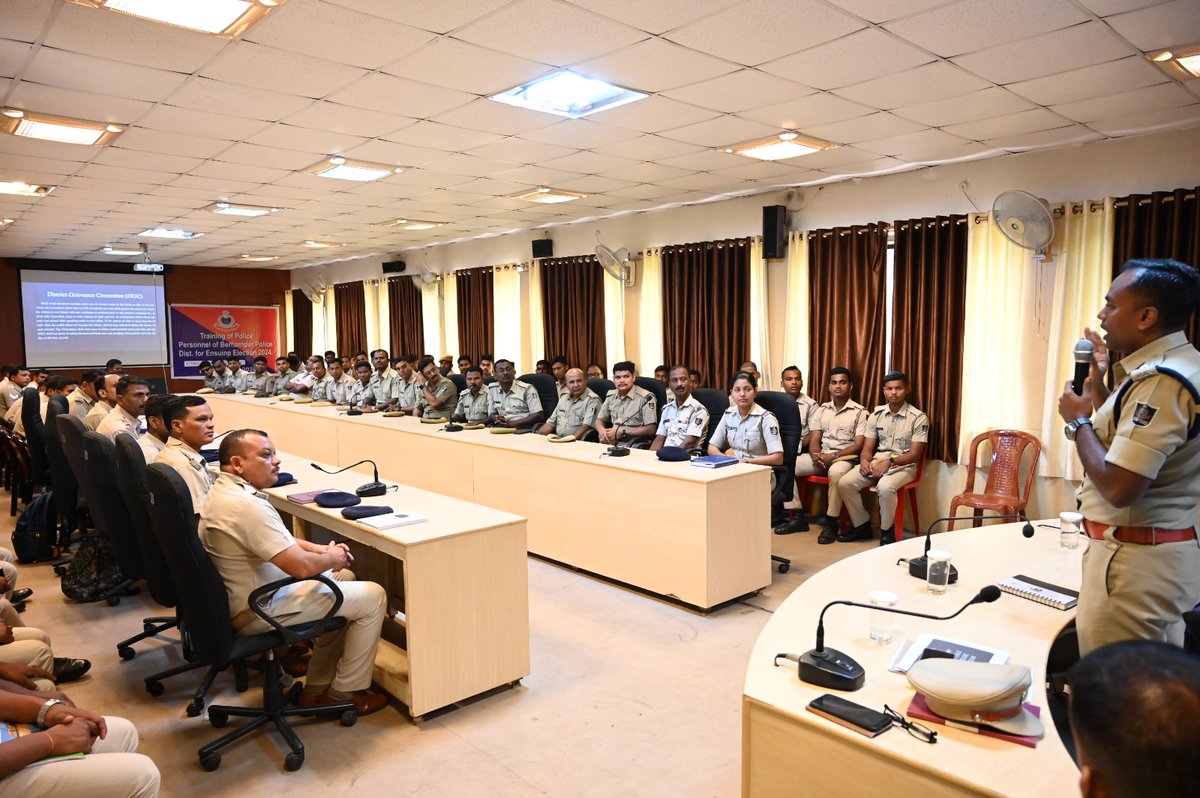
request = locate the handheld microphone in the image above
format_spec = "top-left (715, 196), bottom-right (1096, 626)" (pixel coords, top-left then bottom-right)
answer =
top-left (903, 514), bottom-right (1032, 583)
top-left (791, 585), bottom-right (1002, 691)
top-left (310, 459), bottom-right (387, 497)
top-left (1072, 339), bottom-right (1094, 395)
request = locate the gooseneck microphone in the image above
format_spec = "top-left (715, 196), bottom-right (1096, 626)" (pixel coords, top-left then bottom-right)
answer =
top-left (310, 459), bottom-right (387, 497)
top-left (1072, 338), bottom-right (1094, 395)
top-left (784, 586), bottom-right (1002, 691)
top-left (902, 514), bottom-right (1032, 583)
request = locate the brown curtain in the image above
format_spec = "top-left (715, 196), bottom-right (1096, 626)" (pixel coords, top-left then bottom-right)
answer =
top-left (541, 256), bottom-right (606, 369)
top-left (456, 267), bottom-right (494, 361)
top-left (1112, 187), bottom-right (1200, 345)
top-left (892, 216), bottom-right (968, 461)
top-left (808, 223), bottom-right (889, 409)
top-left (291, 288), bottom-right (312, 357)
top-left (387, 276), bottom-right (424, 356)
top-left (333, 281), bottom-right (367, 357)
top-left (661, 238), bottom-right (750, 389)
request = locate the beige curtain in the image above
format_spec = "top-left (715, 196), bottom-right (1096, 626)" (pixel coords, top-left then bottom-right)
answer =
top-left (638, 248), bottom-right (663, 370)
top-left (284, 289), bottom-right (295, 353)
top-left (782, 230), bottom-right (811, 385)
top-left (526, 261), bottom-right (545, 370)
top-left (425, 275), bottom-right (446, 358)
top-left (603, 263), bottom-right (626, 366)
top-left (312, 287), bottom-right (333, 357)
top-left (493, 264), bottom-right (522, 372)
top-left (363, 280), bottom-right (381, 353)
top-left (1040, 199), bottom-right (1115, 479)
top-left (748, 236), bottom-right (773, 389)
top-left (958, 212), bottom-right (1056, 462)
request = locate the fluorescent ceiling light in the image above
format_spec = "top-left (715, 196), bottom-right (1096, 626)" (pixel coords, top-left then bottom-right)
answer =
top-left (490, 69), bottom-right (647, 119)
top-left (301, 240), bottom-right (344, 249)
top-left (139, 227), bottom-right (201, 239)
top-left (378, 219), bottom-right (443, 231)
top-left (103, 245), bottom-right (143, 255)
top-left (1147, 44), bottom-right (1200, 79)
top-left (133, 262), bottom-right (164, 273)
top-left (0, 182), bottom-right (53, 197)
top-left (0, 218), bottom-right (13, 229)
top-left (204, 201), bottom-right (279, 217)
top-left (724, 131), bottom-right (834, 161)
top-left (1, 110), bottom-right (124, 146)
top-left (304, 156), bottom-right (403, 182)
top-left (239, 254), bottom-right (279, 262)
top-left (509, 187), bottom-right (586, 204)
top-left (69, 0), bottom-right (286, 37)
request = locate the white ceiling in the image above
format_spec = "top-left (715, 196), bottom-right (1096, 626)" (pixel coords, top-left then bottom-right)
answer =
top-left (0, 0), bottom-right (1198, 269)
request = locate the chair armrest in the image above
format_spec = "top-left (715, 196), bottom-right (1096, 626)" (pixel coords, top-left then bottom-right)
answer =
top-left (247, 573), bottom-right (345, 644)
top-left (627, 436), bottom-right (653, 449)
top-left (579, 429), bottom-right (599, 443)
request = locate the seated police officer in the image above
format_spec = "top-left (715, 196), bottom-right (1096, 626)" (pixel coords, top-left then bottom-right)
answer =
top-left (537, 368), bottom-right (599, 438)
top-left (451, 367), bottom-right (489, 424)
top-left (650, 365), bottom-right (708, 452)
top-left (413, 356), bottom-right (458, 420)
top-left (594, 361), bottom-right (656, 445)
top-left (487, 359), bottom-right (543, 429)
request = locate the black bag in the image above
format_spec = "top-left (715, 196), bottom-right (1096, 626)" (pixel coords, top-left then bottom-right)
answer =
top-left (61, 534), bottom-right (126, 603)
top-left (12, 491), bottom-right (57, 563)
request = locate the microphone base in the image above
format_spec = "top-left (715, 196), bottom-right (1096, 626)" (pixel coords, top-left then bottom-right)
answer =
top-left (799, 647), bottom-right (865, 691)
top-left (907, 556), bottom-right (959, 584)
top-left (356, 482), bottom-right (387, 498)
top-left (607, 445), bottom-right (630, 457)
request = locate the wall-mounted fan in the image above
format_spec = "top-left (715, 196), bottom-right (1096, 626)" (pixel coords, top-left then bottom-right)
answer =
top-left (992, 190), bottom-right (1054, 255)
top-left (595, 238), bottom-right (637, 287)
top-left (301, 281), bottom-right (327, 305)
top-left (410, 269), bottom-right (440, 296)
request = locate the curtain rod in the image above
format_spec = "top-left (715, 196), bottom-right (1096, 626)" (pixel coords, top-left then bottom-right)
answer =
top-left (1112, 192), bottom-right (1196, 208)
top-left (893, 218), bottom-right (968, 231)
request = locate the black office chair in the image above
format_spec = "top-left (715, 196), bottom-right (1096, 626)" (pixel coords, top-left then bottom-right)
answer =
top-left (691, 388), bottom-right (730, 454)
top-left (587, 378), bottom-right (614, 402)
top-left (45, 397), bottom-right (87, 549)
top-left (20, 386), bottom-right (50, 488)
top-left (518, 373), bottom-right (559, 422)
top-left (146, 464), bottom-right (357, 772)
top-left (626, 377), bottom-right (667, 448)
top-left (753, 390), bottom-right (800, 574)
top-left (448, 374), bottom-right (467, 394)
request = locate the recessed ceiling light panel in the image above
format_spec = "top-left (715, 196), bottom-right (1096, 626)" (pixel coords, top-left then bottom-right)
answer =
top-left (1147, 44), bottom-right (1200, 79)
top-left (1, 109), bottom-right (124, 146)
top-left (300, 240), bottom-right (344, 249)
top-left (0, 181), bottom-right (54, 197)
top-left (204, 201), bottom-right (279, 216)
top-left (509, 187), bottom-right (586, 204)
top-left (304, 157), bottom-right (403, 182)
top-left (69, 0), bottom-right (287, 37)
top-left (724, 132), bottom-right (834, 161)
top-left (139, 227), bottom-right (201, 239)
top-left (378, 219), bottom-right (444, 231)
top-left (239, 254), bottom-right (279, 262)
top-left (490, 69), bottom-right (647, 119)
top-left (103, 244), bottom-right (144, 255)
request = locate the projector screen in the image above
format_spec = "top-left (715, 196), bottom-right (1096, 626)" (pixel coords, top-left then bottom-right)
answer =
top-left (20, 269), bottom-right (168, 368)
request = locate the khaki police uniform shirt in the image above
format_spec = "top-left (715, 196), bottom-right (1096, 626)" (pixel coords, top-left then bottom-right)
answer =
top-left (416, 375), bottom-right (459, 420)
top-left (155, 438), bottom-right (215, 514)
top-left (204, 371), bottom-right (233, 392)
top-left (864, 402), bottom-right (929, 464)
top-left (395, 374), bottom-right (420, 409)
top-left (199, 472), bottom-right (296, 618)
top-left (488, 380), bottom-right (542, 419)
top-left (347, 379), bottom-right (372, 407)
top-left (83, 401), bottom-right (111, 431)
top-left (309, 374), bottom-right (335, 402)
top-left (249, 371), bottom-right (274, 393)
top-left (1080, 330), bottom-right (1200, 528)
top-left (546, 389), bottom-right (600, 435)
top-left (811, 399), bottom-right (869, 453)
top-left (137, 432), bottom-right (166, 465)
top-left (656, 394), bottom-right (709, 448)
top-left (8, 394), bottom-right (47, 438)
top-left (66, 387), bottom-right (94, 420)
top-left (795, 393), bottom-right (818, 439)
top-left (596, 384), bottom-right (657, 431)
top-left (367, 367), bottom-right (399, 405)
top-left (274, 369), bottom-right (298, 396)
top-left (97, 404), bottom-right (140, 440)
top-left (454, 388), bottom-right (490, 423)
top-left (329, 374), bottom-right (356, 404)
top-left (0, 379), bottom-right (19, 415)
top-left (227, 368), bottom-right (251, 393)
top-left (709, 404), bottom-right (783, 459)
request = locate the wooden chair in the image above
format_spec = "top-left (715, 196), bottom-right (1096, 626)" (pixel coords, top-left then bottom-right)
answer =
top-left (948, 430), bottom-right (1041, 530)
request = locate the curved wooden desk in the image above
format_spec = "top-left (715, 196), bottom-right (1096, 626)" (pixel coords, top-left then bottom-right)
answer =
top-left (742, 522), bottom-right (1082, 797)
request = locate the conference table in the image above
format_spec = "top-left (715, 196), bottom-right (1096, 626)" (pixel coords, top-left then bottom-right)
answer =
top-left (258, 451), bottom-right (530, 721)
top-left (203, 393), bottom-right (772, 611)
top-left (742, 521), bottom-right (1081, 797)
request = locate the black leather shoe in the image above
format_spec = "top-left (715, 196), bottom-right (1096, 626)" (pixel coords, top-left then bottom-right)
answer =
top-left (837, 522), bottom-right (874, 543)
top-left (10, 588), bottom-right (32, 603)
top-left (879, 528), bottom-right (896, 546)
top-left (52, 658), bottom-right (91, 684)
top-left (817, 527), bottom-right (838, 544)
top-left (773, 513), bottom-right (809, 535)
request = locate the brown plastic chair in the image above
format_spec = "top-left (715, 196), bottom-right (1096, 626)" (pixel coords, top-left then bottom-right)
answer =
top-left (948, 430), bottom-right (1042, 530)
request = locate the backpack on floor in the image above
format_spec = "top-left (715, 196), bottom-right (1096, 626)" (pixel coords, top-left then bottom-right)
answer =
top-left (12, 491), bottom-right (57, 563)
top-left (61, 533), bottom-right (125, 603)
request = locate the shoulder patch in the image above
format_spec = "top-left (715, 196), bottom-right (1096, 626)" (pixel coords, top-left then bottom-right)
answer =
top-left (1131, 401), bottom-right (1158, 427)
top-left (768, 425), bottom-right (779, 436)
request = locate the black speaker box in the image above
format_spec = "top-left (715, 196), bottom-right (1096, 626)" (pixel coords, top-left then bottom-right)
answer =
top-left (532, 239), bottom-right (553, 259)
top-left (382, 260), bottom-right (407, 274)
top-left (763, 205), bottom-right (787, 259)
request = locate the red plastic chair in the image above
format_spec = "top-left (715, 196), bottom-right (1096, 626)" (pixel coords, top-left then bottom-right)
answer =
top-left (948, 430), bottom-right (1041, 530)
top-left (796, 455), bottom-right (926, 540)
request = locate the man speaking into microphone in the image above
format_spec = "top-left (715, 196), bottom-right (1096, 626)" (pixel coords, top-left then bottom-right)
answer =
top-left (1058, 258), bottom-right (1200, 656)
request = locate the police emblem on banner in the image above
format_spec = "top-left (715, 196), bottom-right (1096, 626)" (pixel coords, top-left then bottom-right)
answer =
top-left (1132, 402), bottom-right (1158, 427)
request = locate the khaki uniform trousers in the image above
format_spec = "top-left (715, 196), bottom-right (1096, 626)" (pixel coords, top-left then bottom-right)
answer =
top-left (0, 626), bottom-right (54, 691)
top-left (795, 456), bottom-right (855, 517)
top-left (0, 716), bottom-right (160, 798)
top-left (1076, 533), bottom-right (1200, 656)
top-left (838, 464), bottom-right (917, 530)
top-left (240, 574), bottom-right (386, 694)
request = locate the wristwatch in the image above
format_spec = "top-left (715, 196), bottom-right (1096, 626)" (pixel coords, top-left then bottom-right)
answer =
top-left (36, 698), bottom-right (65, 726)
top-left (1064, 417), bottom-right (1093, 441)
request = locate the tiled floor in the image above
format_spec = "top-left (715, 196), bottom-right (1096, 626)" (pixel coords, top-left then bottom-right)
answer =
top-left (3, 511), bottom-right (869, 797)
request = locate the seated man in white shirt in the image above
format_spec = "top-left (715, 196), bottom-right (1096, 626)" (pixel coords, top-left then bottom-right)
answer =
top-left (154, 396), bottom-right (215, 517)
top-left (649, 365), bottom-right (708, 452)
top-left (136, 395), bottom-right (170, 464)
top-left (83, 373), bottom-right (121, 432)
top-left (226, 357), bottom-right (251, 393)
top-left (96, 376), bottom-right (149, 441)
top-left (66, 370), bottom-right (100, 420)
top-left (7, 375), bottom-right (75, 438)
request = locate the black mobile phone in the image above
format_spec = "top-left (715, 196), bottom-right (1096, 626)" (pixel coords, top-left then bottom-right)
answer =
top-left (806, 693), bottom-right (893, 738)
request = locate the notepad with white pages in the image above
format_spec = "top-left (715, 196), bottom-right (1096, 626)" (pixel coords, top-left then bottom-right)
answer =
top-left (355, 511), bottom-right (428, 531)
top-left (999, 574), bottom-right (1079, 610)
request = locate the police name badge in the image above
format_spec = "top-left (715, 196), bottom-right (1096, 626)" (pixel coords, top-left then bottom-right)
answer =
top-left (1131, 401), bottom-right (1158, 427)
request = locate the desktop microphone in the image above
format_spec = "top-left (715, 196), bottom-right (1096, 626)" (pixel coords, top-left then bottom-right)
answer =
top-left (791, 586), bottom-right (1002, 691)
top-left (902, 514), bottom-right (1032, 583)
top-left (310, 459), bottom-right (387, 497)
top-left (1072, 338), bottom-right (1094, 395)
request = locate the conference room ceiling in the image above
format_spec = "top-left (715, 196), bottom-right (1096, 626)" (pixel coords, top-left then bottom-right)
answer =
top-left (0, 0), bottom-right (1198, 270)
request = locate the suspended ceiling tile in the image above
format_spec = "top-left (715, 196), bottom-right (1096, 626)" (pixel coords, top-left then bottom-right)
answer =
top-left (136, 104), bottom-right (273, 141)
top-left (1075, 1), bottom-right (1167, 17)
top-left (324, 0), bottom-right (512, 35)
top-left (455, 177), bottom-right (541, 196)
top-left (943, 108), bottom-right (1075, 140)
top-left (834, 62), bottom-right (991, 110)
top-left (169, 174), bottom-right (264, 196)
top-left (382, 38), bottom-right (550, 96)
top-left (600, 161), bottom-right (693, 184)
top-left (43, 2), bottom-right (229, 72)
top-left (663, 69), bottom-right (812, 114)
top-left (200, 42), bottom-right (368, 99)
top-left (656, 171), bottom-right (740, 191)
top-left (603, 182), bottom-right (680, 200)
top-left (328, 74), bottom-right (475, 119)
top-left (759, 28), bottom-right (934, 91)
top-left (168, 77), bottom-right (315, 122)
top-left (381, 119), bottom-right (507, 152)
top-left (565, 0), bottom-right (741, 35)
top-left (520, 119), bottom-right (642, 149)
top-left (74, 163), bottom-right (177, 185)
top-left (1087, 105), bottom-right (1200, 136)
top-left (429, 99), bottom-right (562, 137)
top-left (659, 115), bottom-right (781, 147)
top-left (540, 150), bottom-right (640, 175)
top-left (952, 21), bottom-right (1138, 85)
top-left (468, 137), bottom-right (580, 165)
top-left (902, 140), bottom-right (998, 164)
top-left (382, 168), bottom-right (474, 189)
top-left (192, 160), bottom-right (292, 185)
top-left (23, 47), bottom-right (188, 102)
top-left (2, 0), bottom-right (56, 43)
top-left (1105, 0), bottom-right (1200, 51)
top-left (883, 0), bottom-right (1088, 58)
top-left (245, 123), bottom-right (370, 156)
top-left (90, 148), bottom-right (201, 175)
top-left (423, 153), bottom-right (523, 178)
top-left (822, 0), bottom-right (957, 24)
top-left (985, 125), bottom-right (1105, 150)
top-left (1007, 56), bottom-right (1168, 107)
top-left (740, 91), bottom-right (875, 130)
top-left (0, 153), bottom-right (82, 175)
top-left (245, 0), bottom-right (436, 70)
top-left (576, 38), bottom-right (739, 93)
top-left (710, 160), bottom-right (811, 181)
top-left (341, 139), bottom-right (448, 168)
top-left (454, 0), bottom-right (648, 66)
top-left (892, 87), bottom-right (1037, 128)
top-left (553, 174), bottom-right (637, 194)
top-left (489, 163), bottom-right (582, 186)
top-left (217, 142), bottom-right (318, 170)
top-left (0, 40), bottom-right (33, 78)
top-left (778, 144), bottom-right (878, 169)
top-left (855, 128), bottom-right (974, 159)
top-left (821, 157), bottom-right (914, 178)
top-left (665, 0), bottom-right (864, 67)
top-left (587, 95), bottom-right (721, 135)
top-left (657, 148), bottom-right (748, 171)
top-left (5, 82), bottom-right (153, 124)
top-left (1052, 82), bottom-right (1196, 122)
top-left (280, 102), bottom-right (414, 139)
top-left (591, 134), bottom-right (706, 161)
top-left (111, 127), bottom-right (231, 159)
top-left (803, 112), bottom-right (926, 145)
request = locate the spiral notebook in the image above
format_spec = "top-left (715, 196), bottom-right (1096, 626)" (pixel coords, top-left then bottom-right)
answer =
top-left (999, 574), bottom-right (1079, 610)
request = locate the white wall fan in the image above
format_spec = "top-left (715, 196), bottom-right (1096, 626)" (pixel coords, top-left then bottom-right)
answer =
top-left (595, 234), bottom-right (638, 287)
top-left (992, 190), bottom-right (1055, 259)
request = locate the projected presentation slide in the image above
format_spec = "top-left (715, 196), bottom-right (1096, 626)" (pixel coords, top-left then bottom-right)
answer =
top-left (20, 269), bottom-right (168, 368)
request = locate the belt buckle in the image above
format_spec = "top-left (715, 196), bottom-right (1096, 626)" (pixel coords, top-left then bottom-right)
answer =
top-left (1150, 527), bottom-right (1158, 545)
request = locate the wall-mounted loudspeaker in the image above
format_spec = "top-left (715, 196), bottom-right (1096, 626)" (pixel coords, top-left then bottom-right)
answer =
top-left (763, 205), bottom-right (787, 259)
top-left (532, 239), bottom-right (553, 259)
top-left (382, 260), bottom-right (407, 274)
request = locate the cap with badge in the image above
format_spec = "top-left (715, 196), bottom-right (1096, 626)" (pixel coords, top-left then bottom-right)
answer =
top-left (655, 446), bottom-right (690, 462)
top-left (906, 659), bottom-right (1044, 738)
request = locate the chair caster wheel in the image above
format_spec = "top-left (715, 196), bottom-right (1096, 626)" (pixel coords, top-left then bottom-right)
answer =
top-left (118, 646), bottom-right (135, 661)
top-left (145, 680), bottom-right (163, 696)
top-left (106, 595), bottom-right (120, 606)
top-left (199, 753), bottom-right (221, 772)
top-left (340, 710), bottom-right (357, 727)
top-left (777, 562), bottom-right (790, 574)
top-left (284, 752), bottom-right (304, 771)
top-left (186, 701), bottom-right (203, 718)
top-left (208, 710), bottom-right (228, 728)
top-left (54, 565), bottom-right (66, 576)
